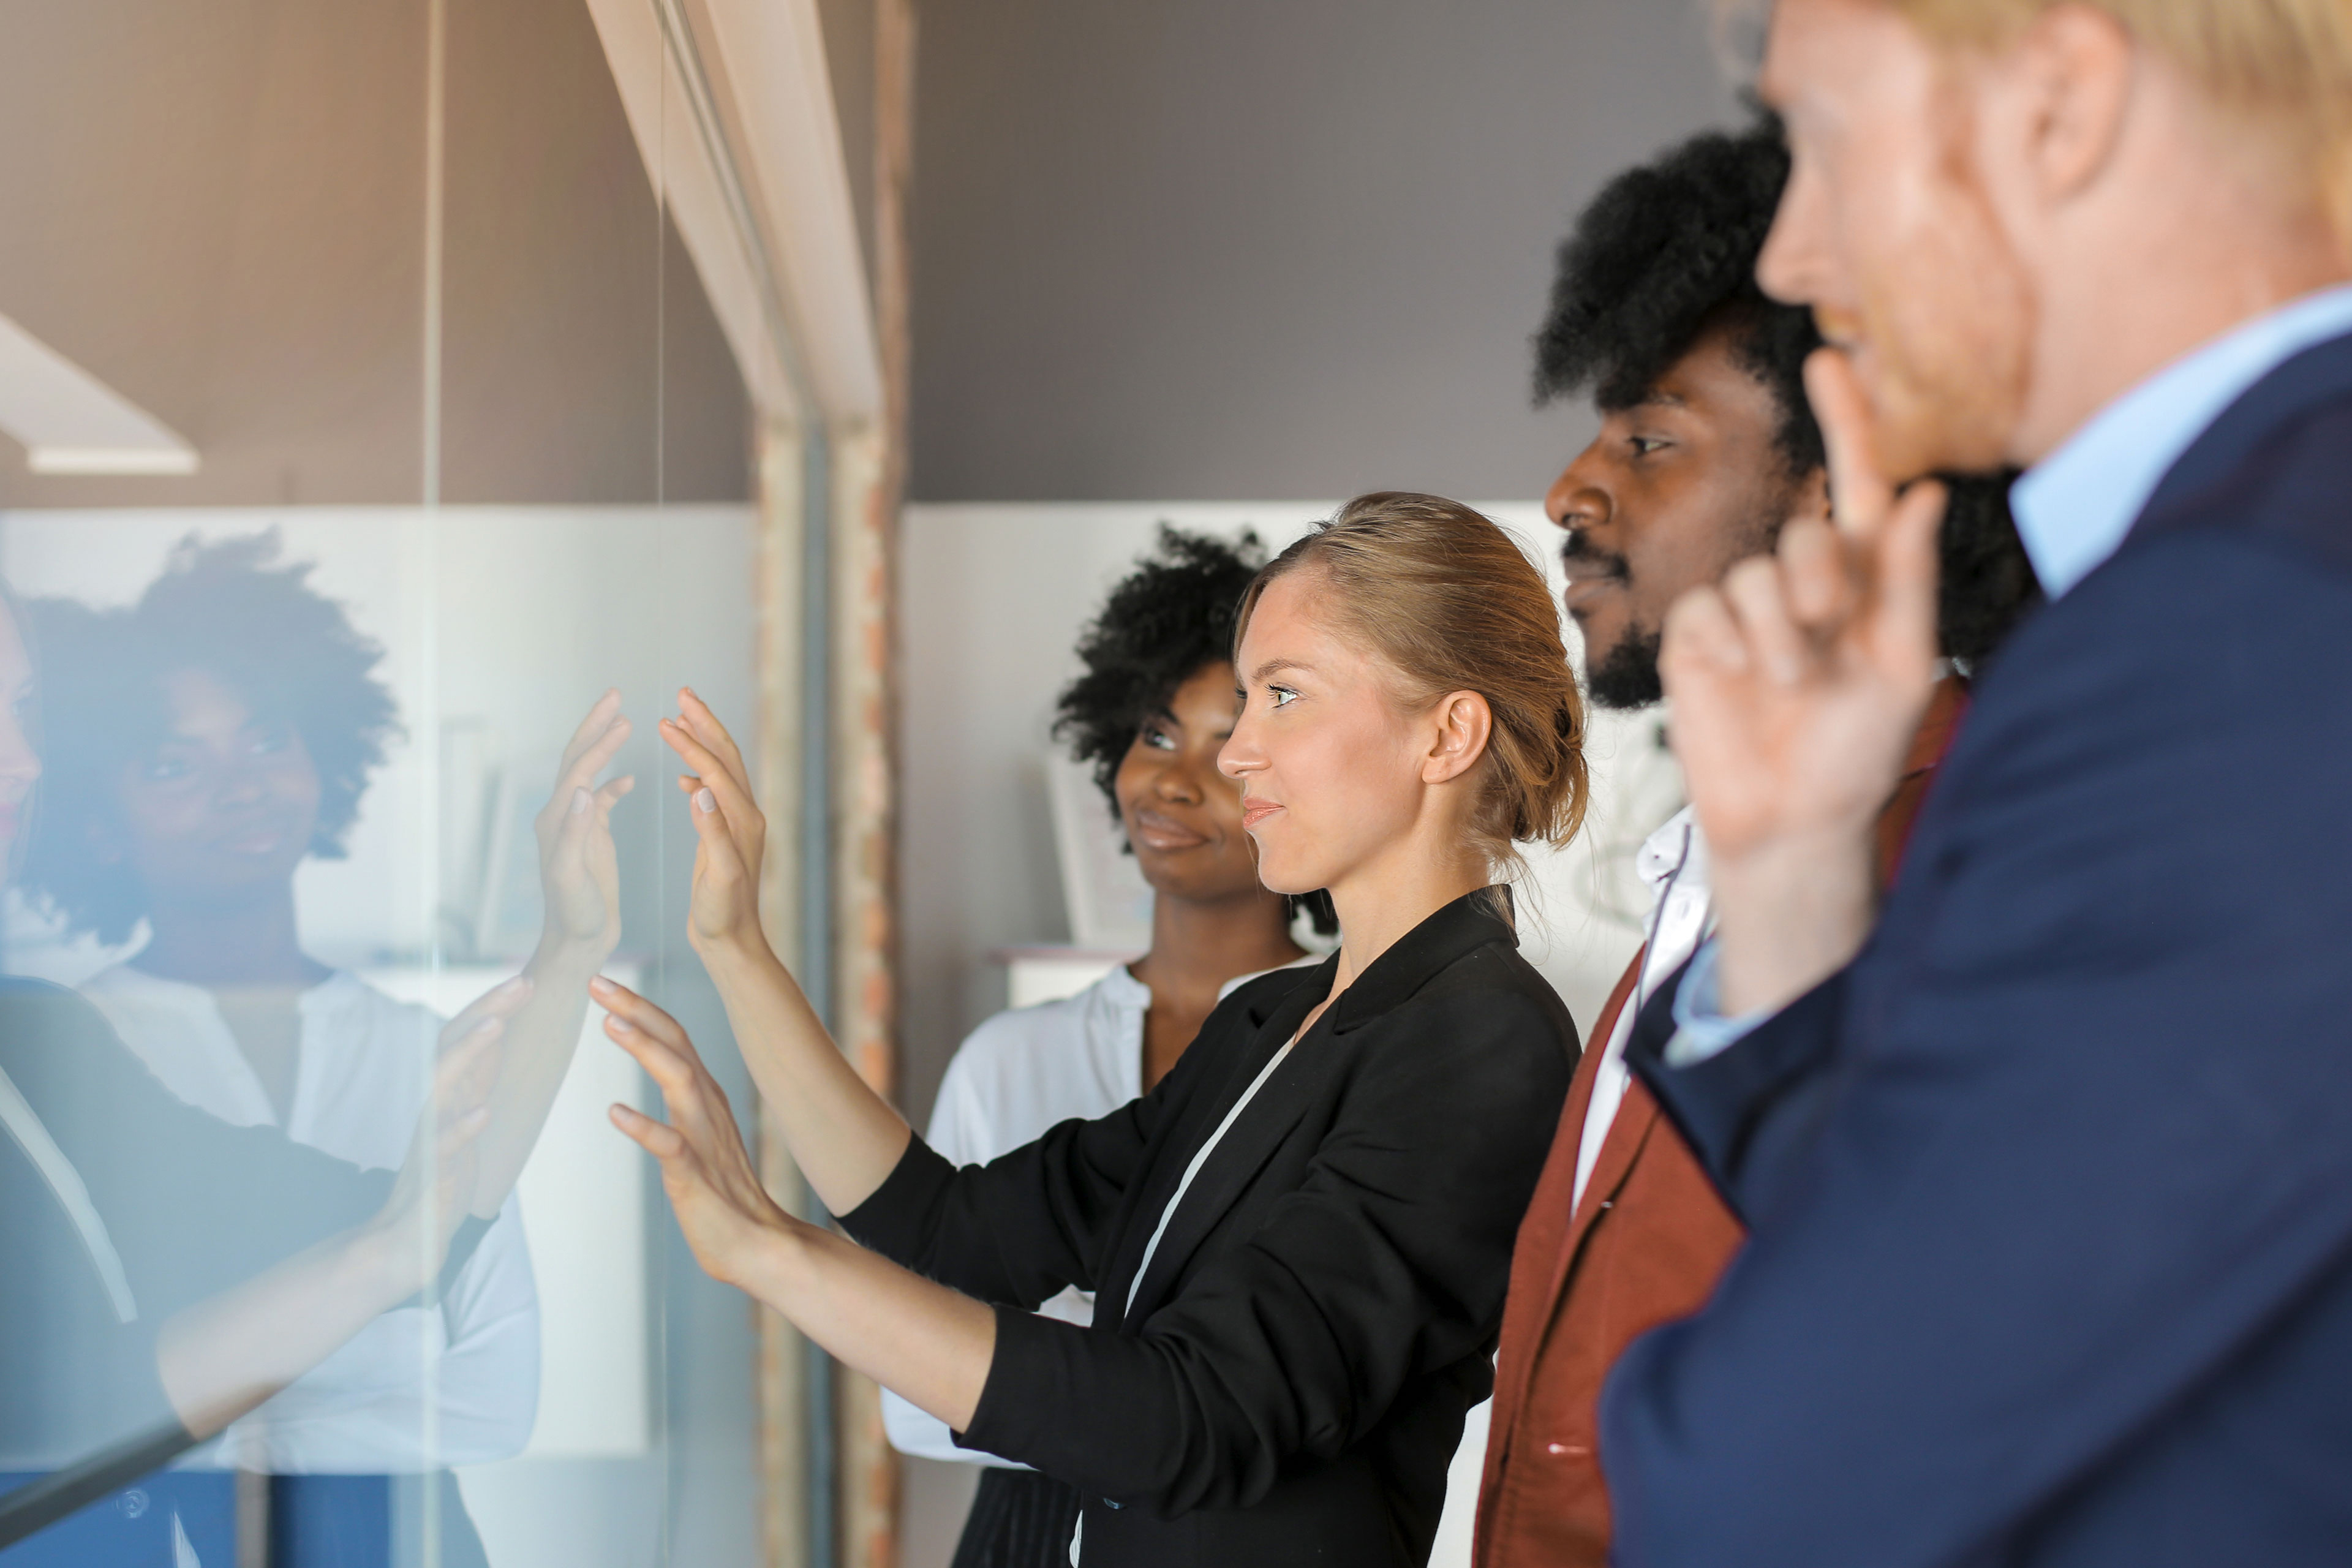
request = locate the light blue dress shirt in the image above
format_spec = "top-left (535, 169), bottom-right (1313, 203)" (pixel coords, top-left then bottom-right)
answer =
top-left (1668, 282), bottom-right (2352, 1067)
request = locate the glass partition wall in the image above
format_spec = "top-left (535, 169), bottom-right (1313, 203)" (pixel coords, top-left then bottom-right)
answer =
top-left (0, 1), bottom-right (835, 1562)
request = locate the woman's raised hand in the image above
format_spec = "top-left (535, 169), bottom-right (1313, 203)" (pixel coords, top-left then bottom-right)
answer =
top-left (597, 975), bottom-right (799, 1290)
top-left (535, 690), bottom-right (635, 960)
top-left (659, 690), bottom-right (769, 959)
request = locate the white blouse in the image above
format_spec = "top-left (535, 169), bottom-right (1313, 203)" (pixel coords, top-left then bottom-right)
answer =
top-left (881, 964), bottom-right (1152, 1467)
top-left (82, 964), bottom-right (540, 1473)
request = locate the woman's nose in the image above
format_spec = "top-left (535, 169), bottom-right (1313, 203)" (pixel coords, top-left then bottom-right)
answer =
top-left (1155, 762), bottom-right (1204, 804)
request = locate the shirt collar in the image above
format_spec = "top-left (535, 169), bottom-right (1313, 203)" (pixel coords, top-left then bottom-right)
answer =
top-left (1636, 806), bottom-right (1706, 902)
top-left (2011, 281), bottom-right (2352, 598)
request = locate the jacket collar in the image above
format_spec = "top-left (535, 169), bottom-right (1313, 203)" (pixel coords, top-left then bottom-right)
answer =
top-left (1240, 887), bottom-right (1518, 1039)
top-left (2134, 325), bottom-right (2352, 537)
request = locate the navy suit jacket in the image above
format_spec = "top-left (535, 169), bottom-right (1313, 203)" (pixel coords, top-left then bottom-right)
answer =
top-left (1605, 328), bottom-right (2352, 1567)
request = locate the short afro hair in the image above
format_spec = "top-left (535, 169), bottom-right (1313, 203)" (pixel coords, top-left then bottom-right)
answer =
top-left (1534, 118), bottom-right (1823, 476)
top-left (1536, 120), bottom-right (2044, 667)
top-left (1053, 527), bottom-right (1341, 937)
top-left (20, 532), bottom-right (402, 944)
top-left (1055, 525), bottom-right (1265, 812)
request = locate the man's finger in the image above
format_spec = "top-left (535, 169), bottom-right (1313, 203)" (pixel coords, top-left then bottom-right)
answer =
top-left (1778, 517), bottom-right (1856, 632)
top-left (1720, 556), bottom-right (1810, 687)
top-left (1805, 349), bottom-right (1897, 540)
top-left (1874, 479), bottom-right (1947, 675)
top-left (1660, 584), bottom-right (1752, 684)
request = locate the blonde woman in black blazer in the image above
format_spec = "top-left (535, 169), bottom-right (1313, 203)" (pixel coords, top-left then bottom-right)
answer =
top-left (602, 494), bottom-right (1587, 1567)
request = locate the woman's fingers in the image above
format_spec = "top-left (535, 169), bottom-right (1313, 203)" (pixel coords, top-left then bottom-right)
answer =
top-left (679, 771), bottom-right (752, 887)
top-left (658, 717), bottom-right (761, 834)
top-left (676, 688), bottom-right (754, 798)
top-left (609, 1102), bottom-right (687, 1161)
top-left (590, 976), bottom-right (701, 1059)
top-left (556, 689), bottom-right (625, 775)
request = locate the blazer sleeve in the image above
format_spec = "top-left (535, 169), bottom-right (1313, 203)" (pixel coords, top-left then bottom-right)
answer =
top-left (956, 972), bottom-right (1570, 1517)
top-left (1625, 959), bottom-right (1850, 1224)
top-left (839, 1058), bottom-right (1177, 1310)
top-left (1601, 534), bottom-right (2352, 1567)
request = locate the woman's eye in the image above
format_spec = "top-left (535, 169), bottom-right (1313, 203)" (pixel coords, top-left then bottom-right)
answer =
top-left (1141, 726), bottom-right (1177, 752)
top-left (249, 727), bottom-right (292, 757)
top-left (141, 756), bottom-right (194, 784)
top-left (1269, 686), bottom-right (1300, 710)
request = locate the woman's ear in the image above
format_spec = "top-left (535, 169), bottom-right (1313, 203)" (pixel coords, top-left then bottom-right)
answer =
top-left (1422, 691), bottom-right (1493, 786)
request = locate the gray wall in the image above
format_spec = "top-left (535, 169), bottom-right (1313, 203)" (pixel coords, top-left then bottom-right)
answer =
top-left (905, 0), bottom-right (1740, 502)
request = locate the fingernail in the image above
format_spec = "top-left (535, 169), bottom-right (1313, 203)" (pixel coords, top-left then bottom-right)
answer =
top-left (589, 975), bottom-right (614, 995)
top-left (608, 1015), bottom-right (636, 1033)
top-left (696, 788), bottom-right (717, 813)
top-left (571, 786), bottom-right (592, 816)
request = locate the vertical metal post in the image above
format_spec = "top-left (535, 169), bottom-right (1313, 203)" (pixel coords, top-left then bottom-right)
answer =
top-left (799, 420), bottom-right (836, 1568)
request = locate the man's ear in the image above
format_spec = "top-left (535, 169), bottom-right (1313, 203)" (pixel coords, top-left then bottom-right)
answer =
top-left (2011, 3), bottom-right (2136, 205)
top-left (1423, 692), bottom-right (1494, 786)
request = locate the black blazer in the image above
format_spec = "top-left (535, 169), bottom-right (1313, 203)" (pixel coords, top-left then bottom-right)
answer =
top-left (843, 890), bottom-right (1577, 1567)
top-left (1604, 330), bottom-right (2352, 1567)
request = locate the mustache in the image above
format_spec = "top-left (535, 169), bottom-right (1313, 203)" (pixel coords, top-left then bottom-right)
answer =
top-left (1559, 528), bottom-right (1629, 580)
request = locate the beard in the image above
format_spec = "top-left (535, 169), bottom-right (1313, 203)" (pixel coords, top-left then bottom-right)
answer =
top-left (1585, 623), bottom-right (1665, 711)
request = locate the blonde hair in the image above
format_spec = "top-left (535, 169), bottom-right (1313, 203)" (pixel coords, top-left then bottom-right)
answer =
top-left (1235, 492), bottom-right (1589, 883)
top-left (1891, 0), bottom-right (2352, 230)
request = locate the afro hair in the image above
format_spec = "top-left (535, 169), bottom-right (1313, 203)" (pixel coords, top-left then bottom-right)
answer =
top-left (1534, 118), bottom-right (1823, 475)
top-left (1053, 526), bottom-right (1340, 936)
top-left (1055, 525), bottom-right (1265, 811)
top-left (1536, 119), bottom-right (2043, 665)
top-left (20, 532), bottom-right (402, 944)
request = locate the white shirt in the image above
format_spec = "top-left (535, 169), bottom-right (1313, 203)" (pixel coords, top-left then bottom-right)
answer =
top-left (83, 964), bottom-right (540, 1473)
top-left (1570, 807), bottom-right (1711, 1214)
top-left (881, 964), bottom-right (1153, 1466)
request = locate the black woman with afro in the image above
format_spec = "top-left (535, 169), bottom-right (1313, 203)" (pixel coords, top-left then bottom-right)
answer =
top-left (20, 533), bottom-right (559, 1568)
top-left (1472, 119), bottom-right (2041, 1568)
top-left (881, 526), bottom-right (1322, 1568)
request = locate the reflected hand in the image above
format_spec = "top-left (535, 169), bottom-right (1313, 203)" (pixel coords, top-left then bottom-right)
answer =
top-left (374, 981), bottom-right (521, 1283)
top-left (535, 690), bottom-right (634, 960)
top-left (598, 976), bottom-right (800, 1290)
top-left (659, 690), bottom-right (769, 960)
top-left (1658, 349), bottom-right (1943, 1012)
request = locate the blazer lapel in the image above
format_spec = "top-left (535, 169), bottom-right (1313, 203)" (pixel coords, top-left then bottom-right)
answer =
top-left (1113, 888), bottom-right (1521, 1329)
top-left (1118, 1027), bottom-right (1333, 1327)
top-left (1530, 955), bottom-right (1650, 1322)
top-left (1100, 966), bottom-right (1329, 1327)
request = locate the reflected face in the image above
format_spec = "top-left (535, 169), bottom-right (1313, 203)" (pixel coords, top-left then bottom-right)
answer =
top-left (1114, 661), bottom-right (1264, 904)
top-left (0, 604), bottom-right (41, 863)
top-left (1547, 326), bottom-right (1817, 710)
top-left (1755, 0), bottom-right (2035, 477)
top-left (110, 668), bottom-right (323, 904)
top-left (1219, 572), bottom-right (1428, 898)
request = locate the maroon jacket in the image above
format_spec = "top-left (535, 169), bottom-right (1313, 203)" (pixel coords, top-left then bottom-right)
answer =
top-left (1472, 679), bottom-right (1967, 1567)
